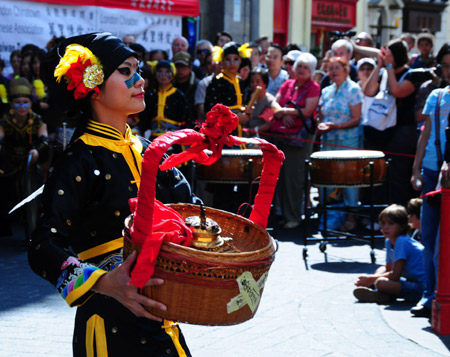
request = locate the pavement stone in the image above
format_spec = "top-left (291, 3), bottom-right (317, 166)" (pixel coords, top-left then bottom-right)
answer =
top-left (1, 223), bottom-right (450, 356)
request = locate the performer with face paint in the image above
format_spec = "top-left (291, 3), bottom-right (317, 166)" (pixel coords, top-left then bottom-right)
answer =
top-left (0, 77), bottom-right (49, 236)
top-left (138, 60), bottom-right (191, 140)
top-left (28, 33), bottom-right (199, 356)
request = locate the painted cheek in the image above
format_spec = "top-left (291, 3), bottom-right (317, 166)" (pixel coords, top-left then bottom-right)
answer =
top-left (125, 71), bottom-right (143, 89)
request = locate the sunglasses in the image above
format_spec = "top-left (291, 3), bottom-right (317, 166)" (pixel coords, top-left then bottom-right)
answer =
top-left (285, 60), bottom-right (295, 66)
top-left (197, 49), bottom-right (211, 55)
top-left (358, 66), bottom-right (374, 72)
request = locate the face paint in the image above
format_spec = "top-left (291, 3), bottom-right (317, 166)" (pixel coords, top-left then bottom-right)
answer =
top-left (125, 70), bottom-right (143, 89)
top-left (156, 70), bottom-right (172, 79)
top-left (13, 102), bottom-right (30, 111)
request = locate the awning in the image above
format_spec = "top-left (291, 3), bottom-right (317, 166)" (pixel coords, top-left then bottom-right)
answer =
top-left (27, 0), bottom-right (200, 17)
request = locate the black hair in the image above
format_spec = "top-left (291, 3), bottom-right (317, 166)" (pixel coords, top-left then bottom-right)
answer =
top-left (130, 43), bottom-right (146, 55)
top-left (256, 36), bottom-right (269, 43)
top-left (215, 31), bottom-right (233, 45)
top-left (21, 44), bottom-right (39, 58)
top-left (436, 42), bottom-right (450, 64)
top-left (10, 49), bottom-right (20, 62)
top-left (285, 43), bottom-right (301, 53)
top-left (30, 49), bottom-right (46, 79)
top-left (148, 49), bottom-right (169, 61)
top-left (239, 58), bottom-right (251, 71)
top-left (386, 39), bottom-right (409, 68)
top-left (249, 67), bottom-right (269, 86)
top-left (407, 198), bottom-right (422, 218)
top-left (249, 42), bottom-right (262, 55)
top-left (268, 43), bottom-right (284, 56)
top-left (379, 204), bottom-right (409, 236)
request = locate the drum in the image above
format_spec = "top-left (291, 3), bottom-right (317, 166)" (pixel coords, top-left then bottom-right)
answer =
top-left (196, 149), bottom-right (264, 184)
top-left (309, 150), bottom-right (386, 187)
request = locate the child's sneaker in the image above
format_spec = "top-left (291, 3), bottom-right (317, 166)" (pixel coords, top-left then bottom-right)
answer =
top-left (353, 287), bottom-right (392, 304)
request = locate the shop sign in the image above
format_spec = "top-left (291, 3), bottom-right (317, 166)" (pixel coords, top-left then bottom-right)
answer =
top-left (311, 0), bottom-right (357, 29)
top-left (405, 10), bottom-right (441, 33)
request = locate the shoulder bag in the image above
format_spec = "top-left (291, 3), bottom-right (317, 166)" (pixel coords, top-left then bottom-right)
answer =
top-left (362, 69), bottom-right (409, 131)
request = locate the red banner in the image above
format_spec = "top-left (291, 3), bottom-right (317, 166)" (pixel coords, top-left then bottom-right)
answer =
top-left (311, 0), bottom-right (357, 30)
top-left (27, 0), bottom-right (200, 17)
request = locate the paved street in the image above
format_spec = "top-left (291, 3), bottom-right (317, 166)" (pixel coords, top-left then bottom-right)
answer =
top-left (1, 222), bottom-right (450, 356)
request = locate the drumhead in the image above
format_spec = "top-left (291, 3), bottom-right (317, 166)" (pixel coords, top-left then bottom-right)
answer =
top-left (310, 150), bottom-right (384, 160)
top-left (203, 149), bottom-right (263, 157)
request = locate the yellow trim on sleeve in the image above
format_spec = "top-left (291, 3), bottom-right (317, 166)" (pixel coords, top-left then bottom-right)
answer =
top-left (78, 237), bottom-right (124, 261)
top-left (66, 269), bottom-right (107, 307)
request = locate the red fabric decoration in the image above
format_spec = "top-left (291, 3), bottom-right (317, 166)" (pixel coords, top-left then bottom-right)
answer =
top-left (65, 58), bottom-right (101, 99)
top-left (129, 104), bottom-right (284, 289)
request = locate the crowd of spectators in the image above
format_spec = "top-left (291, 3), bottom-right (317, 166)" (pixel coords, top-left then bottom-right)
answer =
top-left (0, 28), bottom-right (448, 322)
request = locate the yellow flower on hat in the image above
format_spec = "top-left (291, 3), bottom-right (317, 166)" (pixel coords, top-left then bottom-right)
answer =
top-left (212, 46), bottom-right (224, 63)
top-left (54, 44), bottom-right (100, 82)
top-left (238, 43), bottom-right (252, 59)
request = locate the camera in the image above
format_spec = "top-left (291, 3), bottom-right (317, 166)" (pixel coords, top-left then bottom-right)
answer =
top-left (329, 30), bottom-right (357, 43)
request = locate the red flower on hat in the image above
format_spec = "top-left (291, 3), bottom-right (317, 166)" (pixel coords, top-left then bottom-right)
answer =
top-left (64, 58), bottom-right (101, 99)
top-left (54, 44), bottom-right (104, 100)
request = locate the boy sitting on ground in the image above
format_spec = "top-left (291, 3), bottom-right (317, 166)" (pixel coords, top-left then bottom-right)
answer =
top-left (353, 204), bottom-right (426, 304)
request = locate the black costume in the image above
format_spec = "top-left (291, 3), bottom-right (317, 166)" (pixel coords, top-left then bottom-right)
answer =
top-left (29, 120), bottom-right (197, 356)
top-left (29, 32), bottom-right (198, 356)
top-left (140, 85), bottom-right (191, 137)
top-left (204, 69), bottom-right (243, 114)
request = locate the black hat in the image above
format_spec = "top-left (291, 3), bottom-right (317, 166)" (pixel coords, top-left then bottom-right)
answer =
top-left (41, 32), bottom-right (136, 113)
top-left (222, 42), bottom-right (240, 57)
top-left (153, 60), bottom-right (176, 75)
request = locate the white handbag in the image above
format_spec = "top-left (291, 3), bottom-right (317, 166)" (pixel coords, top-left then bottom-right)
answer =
top-left (362, 69), bottom-right (408, 131)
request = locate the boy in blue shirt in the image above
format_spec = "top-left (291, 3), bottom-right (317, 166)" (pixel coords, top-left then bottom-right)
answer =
top-left (353, 204), bottom-right (426, 303)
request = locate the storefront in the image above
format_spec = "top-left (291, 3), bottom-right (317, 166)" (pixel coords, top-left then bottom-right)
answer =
top-left (310, 0), bottom-right (358, 57)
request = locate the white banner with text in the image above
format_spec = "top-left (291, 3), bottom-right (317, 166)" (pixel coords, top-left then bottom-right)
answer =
top-left (0, 0), bottom-right (181, 74)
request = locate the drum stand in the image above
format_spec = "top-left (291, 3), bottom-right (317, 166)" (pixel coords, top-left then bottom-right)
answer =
top-left (302, 160), bottom-right (390, 264)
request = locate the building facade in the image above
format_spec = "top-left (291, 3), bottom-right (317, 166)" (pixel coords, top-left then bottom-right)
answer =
top-left (197, 0), bottom-right (449, 57)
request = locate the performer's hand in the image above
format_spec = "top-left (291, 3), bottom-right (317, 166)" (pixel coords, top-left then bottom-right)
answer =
top-left (92, 250), bottom-right (166, 321)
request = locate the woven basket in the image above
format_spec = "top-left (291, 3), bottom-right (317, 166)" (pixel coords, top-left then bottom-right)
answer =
top-left (124, 125), bottom-right (283, 325)
top-left (123, 203), bottom-right (276, 326)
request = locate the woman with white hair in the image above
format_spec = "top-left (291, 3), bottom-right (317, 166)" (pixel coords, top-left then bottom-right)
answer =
top-left (270, 52), bottom-right (320, 229)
